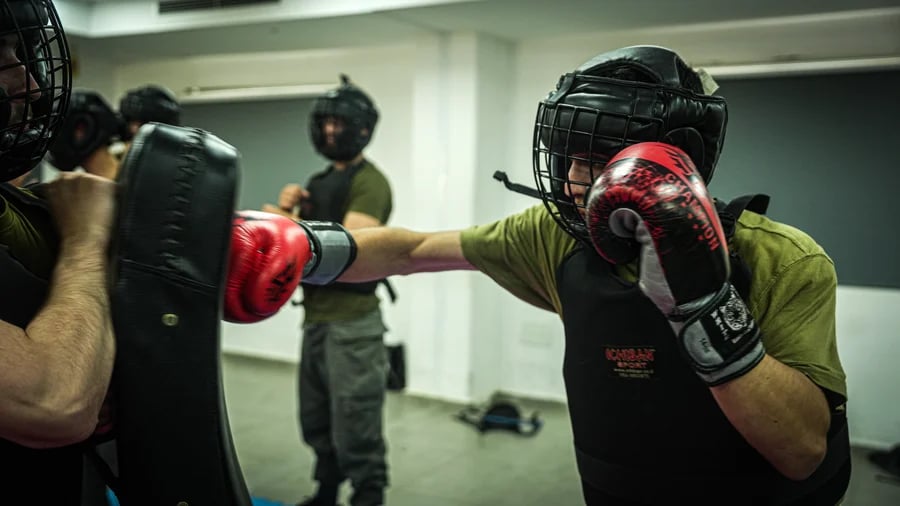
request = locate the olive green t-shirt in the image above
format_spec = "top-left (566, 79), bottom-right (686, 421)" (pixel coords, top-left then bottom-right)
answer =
top-left (0, 185), bottom-right (55, 279)
top-left (302, 160), bottom-right (393, 323)
top-left (460, 203), bottom-right (847, 404)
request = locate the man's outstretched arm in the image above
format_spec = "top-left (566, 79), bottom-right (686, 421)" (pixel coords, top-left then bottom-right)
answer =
top-left (340, 228), bottom-right (476, 282)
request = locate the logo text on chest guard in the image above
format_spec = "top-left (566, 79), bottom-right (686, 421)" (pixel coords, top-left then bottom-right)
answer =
top-left (604, 346), bottom-right (657, 379)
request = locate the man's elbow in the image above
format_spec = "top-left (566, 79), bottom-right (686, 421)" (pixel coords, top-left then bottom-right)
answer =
top-left (6, 403), bottom-right (99, 449)
top-left (779, 436), bottom-right (828, 481)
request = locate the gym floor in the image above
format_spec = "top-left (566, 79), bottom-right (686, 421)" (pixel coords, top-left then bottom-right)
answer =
top-left (222, 354), bottom-right (900, 506)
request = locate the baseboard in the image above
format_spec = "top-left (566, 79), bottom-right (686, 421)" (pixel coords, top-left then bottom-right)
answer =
top-left (850, 437), bottom-right (897, 451)
top-left (400, 388), bottom-right (471, 406)
top-left (222, 347), bottom-right (298, 365)
top-left (497, 388), bottom-right (568, 405)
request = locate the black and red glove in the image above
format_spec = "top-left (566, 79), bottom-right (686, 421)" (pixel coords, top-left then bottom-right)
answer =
top-left (225, 210), bottom-right (312, 324)
top-left (585, 142), bottom-right (765, 386)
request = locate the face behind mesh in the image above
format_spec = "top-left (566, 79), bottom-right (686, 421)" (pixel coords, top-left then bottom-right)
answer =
top-left (0, 0), bottom-right (71, 180)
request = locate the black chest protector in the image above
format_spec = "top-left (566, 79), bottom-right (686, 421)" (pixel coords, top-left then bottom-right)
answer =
top-left (303, 162), bottom-right (389, 298)
top-left (557, 195), bottom-right (850, 505)
top-left (0, 184), bottom-right (83, 504)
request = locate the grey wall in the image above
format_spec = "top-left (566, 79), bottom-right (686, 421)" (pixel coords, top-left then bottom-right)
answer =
top-left (710, 70), bottom-right (900, 289)
top-left (181, 98), bottom-right (326, 211)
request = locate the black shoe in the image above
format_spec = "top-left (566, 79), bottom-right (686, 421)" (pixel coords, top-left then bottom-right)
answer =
top-left (296, 483), bottom-right (341, 506)
top-left (350, 487), bottom-right (384, 506)
top-left (296, 497), bottom-right (342, 506)
top-left (870, 445), bottom-right (900, 477)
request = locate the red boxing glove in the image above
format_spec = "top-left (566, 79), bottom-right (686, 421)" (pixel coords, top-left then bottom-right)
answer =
top-left (585, 142), bottom-right (764, 386)
top-left (225, 210), bottom-right (312, 323)
top-left (586, 142), bottom-right (729, 308)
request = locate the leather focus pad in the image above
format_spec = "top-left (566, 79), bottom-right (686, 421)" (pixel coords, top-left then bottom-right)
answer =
top-left (106, 123), bottom-right (252, 506)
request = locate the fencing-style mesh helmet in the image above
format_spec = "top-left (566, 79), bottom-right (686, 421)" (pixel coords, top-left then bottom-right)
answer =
top-left (309, 74), bottom-right (379, 162)
top-left (533, 45), bottom-right (727, 244)
top-left (0, 0), bottom-right (71, 181)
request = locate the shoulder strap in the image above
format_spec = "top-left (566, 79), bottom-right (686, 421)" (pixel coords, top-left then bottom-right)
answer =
top-left (344, 159), bottom-right (368, 181)
top-left (380, 278), bottom-right (398, 303)
top-left (715, 194), bottom-right (771, 301)
top-left (716, 194), bottom-right (770, 239)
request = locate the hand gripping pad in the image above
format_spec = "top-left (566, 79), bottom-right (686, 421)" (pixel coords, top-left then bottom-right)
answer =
top-left (106, 123), bottom-right (252, 506)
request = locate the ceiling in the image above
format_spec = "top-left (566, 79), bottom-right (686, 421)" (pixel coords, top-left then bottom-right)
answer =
top-left (65, 0), bottom-right (900, 65)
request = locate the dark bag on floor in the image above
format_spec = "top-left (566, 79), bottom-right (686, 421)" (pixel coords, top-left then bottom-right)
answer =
top-left (456, 394), bottom-right (543, 436)
top-left (386, 343), bottom-right (406, 391)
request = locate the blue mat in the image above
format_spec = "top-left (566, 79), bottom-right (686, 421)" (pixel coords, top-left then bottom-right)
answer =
top-left (251, 498), bottom-right (288, 506)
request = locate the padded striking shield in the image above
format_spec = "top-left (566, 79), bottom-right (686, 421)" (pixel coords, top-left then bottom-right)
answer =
top-left (107, 123), bottom-right (251, 506)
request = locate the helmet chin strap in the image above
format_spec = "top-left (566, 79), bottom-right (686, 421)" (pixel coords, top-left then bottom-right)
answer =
top-left (1, 127), bottom-right (42, 151)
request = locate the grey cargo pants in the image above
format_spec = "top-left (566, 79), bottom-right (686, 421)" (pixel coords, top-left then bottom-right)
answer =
top-left (298, 308), bottom-right (389, 504)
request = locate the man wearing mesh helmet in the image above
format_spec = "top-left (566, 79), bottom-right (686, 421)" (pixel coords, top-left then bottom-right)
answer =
top-left (299, 46), bottom-right (850, 505)
top-left (266, 75), bottom-right (393, 506)
top-left (0, 0), bottom-right (118, 502)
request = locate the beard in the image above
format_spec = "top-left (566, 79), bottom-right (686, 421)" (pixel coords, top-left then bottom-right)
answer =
top-left (1, 101), bottom-right (31, 148)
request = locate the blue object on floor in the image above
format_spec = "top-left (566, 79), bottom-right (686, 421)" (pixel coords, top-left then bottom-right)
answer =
top-left (106, 488), bottom-right (119, 506)
top-left (251, 498), bottom-right (287, 506)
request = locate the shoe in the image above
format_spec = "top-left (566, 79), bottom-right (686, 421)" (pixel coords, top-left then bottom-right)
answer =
top-left (349, 487), bottom-right (384, 506)
top-left (296, 497), bottom-right (343, 506)
top-left (870, 445), bottom-right (900, 477)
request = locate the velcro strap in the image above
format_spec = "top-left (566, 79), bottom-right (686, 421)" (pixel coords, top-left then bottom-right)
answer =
top-left (298, 220), bottom-right (357, 285)
top-left (677, 284), bottom-right (766, 386)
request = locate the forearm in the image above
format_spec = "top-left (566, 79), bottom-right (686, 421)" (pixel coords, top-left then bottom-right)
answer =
top-left (24, 243), bottom-right (115, 437)
top-left (710, 354), bottom-right (830, 480)
top-left (339, 228), bottom-right (471, 282)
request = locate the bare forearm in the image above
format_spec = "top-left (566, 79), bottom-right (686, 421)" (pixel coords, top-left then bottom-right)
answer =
top-left (711, 354), bottom-right (830, 480)
top-left (339, 228), bottom-right (472, 282)
top-left (25, 243), bottom-right (114, 431)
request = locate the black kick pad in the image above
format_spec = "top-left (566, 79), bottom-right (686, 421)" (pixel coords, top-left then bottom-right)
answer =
top-left (106, 123), bottom-right (251, 505)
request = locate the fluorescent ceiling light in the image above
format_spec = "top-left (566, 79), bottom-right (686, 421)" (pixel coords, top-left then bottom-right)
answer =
top-left (179, 83), bottom-right (333, 103)
top-left (704, 56), bottom-right (900, 79)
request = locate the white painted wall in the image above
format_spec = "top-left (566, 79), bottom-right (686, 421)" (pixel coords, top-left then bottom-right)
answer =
top-left (68, 37), bottom-right (117, 101)
top-left (401, 33), bottom-right (479, 402)
top-left (835, 286), bottom-right (900, 449)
